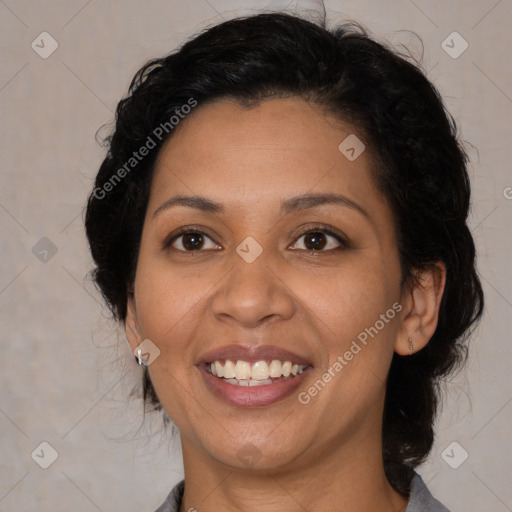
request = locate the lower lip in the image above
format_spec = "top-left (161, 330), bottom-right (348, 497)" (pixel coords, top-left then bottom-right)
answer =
top-left (197, 364), bottom-right (312, 407)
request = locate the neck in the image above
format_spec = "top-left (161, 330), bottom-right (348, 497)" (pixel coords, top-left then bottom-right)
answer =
top-left (178, 427), bottom-right (409, 512)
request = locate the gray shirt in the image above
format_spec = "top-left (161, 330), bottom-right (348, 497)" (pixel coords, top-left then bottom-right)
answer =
top-left (154, 472), bottom-right (450, 511)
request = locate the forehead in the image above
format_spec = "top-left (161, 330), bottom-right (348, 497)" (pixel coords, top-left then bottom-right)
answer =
top-left (149, 97), bottom-right (387, 221)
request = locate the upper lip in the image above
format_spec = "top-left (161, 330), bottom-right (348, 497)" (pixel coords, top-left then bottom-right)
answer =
top-left (196, 344), bottom-right (312, 366)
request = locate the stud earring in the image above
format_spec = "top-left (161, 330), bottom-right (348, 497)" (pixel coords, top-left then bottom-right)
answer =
top-left (135, 348), bottom-right (149, 366)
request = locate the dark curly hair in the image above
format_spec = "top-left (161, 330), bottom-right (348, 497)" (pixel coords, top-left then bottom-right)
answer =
top-left (84, 12), bottom-right (484, 494)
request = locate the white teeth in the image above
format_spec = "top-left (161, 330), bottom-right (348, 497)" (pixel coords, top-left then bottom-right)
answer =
top-left (214, 361), bottom-right (224, 378)
top-left (249, 378), bottom-right (273, 386)
top-left (223, 360), bottom-right (236, 379)
top-left (269, 360), bottom-right (282, 378)
top-left (251, 361), bottom-right (270, 380)
top-left (224, 377), bottom-right (285, 387)
top-left (207, 359), bottom-right (308, 382)
top-left (235, 360), bottom-right (251, 380)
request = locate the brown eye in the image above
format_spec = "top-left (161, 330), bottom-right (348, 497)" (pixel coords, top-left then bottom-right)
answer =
top-left (167, 230), bottom-right (220, 252)
top-left (180, 232), bottom-right (206, 250)
top-left (290, 228), bottom-right (346, 252)
top-left (302, 232), bottom-right (328, 251)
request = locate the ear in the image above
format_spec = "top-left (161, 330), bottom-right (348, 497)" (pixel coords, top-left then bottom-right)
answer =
top-left (125, 294), bottom-right (143, 354)
top-left (395, 262), bottom-right (447, 355)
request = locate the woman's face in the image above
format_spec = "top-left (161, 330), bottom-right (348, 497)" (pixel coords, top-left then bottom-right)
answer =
top-left (127, 97), bottom-right (407, 472)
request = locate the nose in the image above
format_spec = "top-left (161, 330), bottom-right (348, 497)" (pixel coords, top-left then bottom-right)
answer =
top-left (210, 249), bottom-right (296, 328)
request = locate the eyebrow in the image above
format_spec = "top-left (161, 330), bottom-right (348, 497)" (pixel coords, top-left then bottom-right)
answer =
top-left (152, 193), bottom-right (369, 219)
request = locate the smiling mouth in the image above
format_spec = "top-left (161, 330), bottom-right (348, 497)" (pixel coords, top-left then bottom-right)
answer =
top-left (205, 359), bottom-right (311, 387)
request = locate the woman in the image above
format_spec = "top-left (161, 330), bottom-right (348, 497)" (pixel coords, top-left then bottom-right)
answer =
top-left (85, 12), bottom-right (483, 512)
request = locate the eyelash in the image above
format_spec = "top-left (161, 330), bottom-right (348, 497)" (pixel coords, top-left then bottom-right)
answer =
top-left (162, 224), bottom-right (349, 255)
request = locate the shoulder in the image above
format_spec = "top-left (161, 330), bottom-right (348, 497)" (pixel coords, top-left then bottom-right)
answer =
top-left (153, 479), bottom-right (184, 512)
top-left (406, 472), bottom-right (451, 512)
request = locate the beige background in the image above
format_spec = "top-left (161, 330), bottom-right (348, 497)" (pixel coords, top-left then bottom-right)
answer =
top-left (1, 0), bottom-right (511, 510)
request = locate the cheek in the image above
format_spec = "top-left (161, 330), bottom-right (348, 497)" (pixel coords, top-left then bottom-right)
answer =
top-left (292, 259), bottom-right (401, 396)
top-left (134, 260), bottom-right (206, 349)
top-left (133, 259), bottom-right (213, 429)
top-left (293, 257), bottom-right (399, 339)
top-left (131, 229), bottom-right (212, 365)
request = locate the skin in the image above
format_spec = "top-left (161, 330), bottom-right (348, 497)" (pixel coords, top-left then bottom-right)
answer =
top-left (125, 97), bottom-right (446, 512)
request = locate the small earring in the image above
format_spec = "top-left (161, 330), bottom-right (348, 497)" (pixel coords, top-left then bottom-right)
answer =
top-left (135, 348), bottom-right (149, 366)
top-left (408, 338), bottom-right (415, 355)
